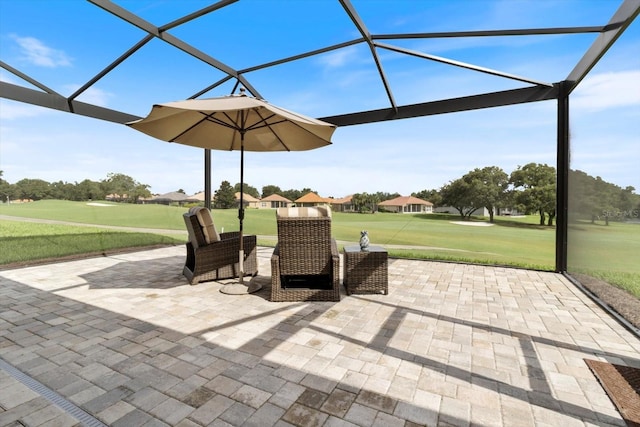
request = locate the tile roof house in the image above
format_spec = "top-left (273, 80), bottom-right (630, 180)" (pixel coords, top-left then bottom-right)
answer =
top-left (235, 192), bottom-right (261, 209)
top-left (149, 191), bottom-right (197, 205)
top-left (258, 194), bottom-right (292, 209)
top-left (329, 195), bottom-right (355, 212)
top-left (295, 192), bottom-right (330, 207)
top-left (378, 195), bottom-right (433, 213)
top-left (190, 191), bottom-right (213, 202)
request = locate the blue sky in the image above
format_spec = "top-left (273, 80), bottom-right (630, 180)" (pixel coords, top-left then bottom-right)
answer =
top-left (1, 0), bottom-right (638, 198)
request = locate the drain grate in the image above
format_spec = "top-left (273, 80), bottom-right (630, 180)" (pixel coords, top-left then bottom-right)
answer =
top-left (0, 357), bottom-right (108, 427)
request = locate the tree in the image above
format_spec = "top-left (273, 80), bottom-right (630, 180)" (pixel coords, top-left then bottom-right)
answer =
top-left (568, 169), bottom-right (600, 219)
top-left (413, 189), bottom-right (442, 207)
top-left (76, 179), bottom-right (106, 201)
top-left (49, 181), bottom-right (76, 200)
top-left (102, 173), bottom-right (133, 201)
top-left (261, 185), bottom-right (282, 198)
top-left (440, 178), bottom-right (477, 219)
top-left (352, 192), bottom-right (380, 213)
top-left (0, 170), bottom-right (15, 203)
top-left (234, 182), bottom-right (260, 199)
top-left (214, 180), bottom-right (236, 208)
top-left (14, 178), bottom-right (51, 201)
top-left (462, 166), bottom-right (509, 222)
top-left (101, 173), bottom-right (150, 203)
top-left (510, 163), bottom-right (556, 226)
top-left (375, 192), bottom-right (401, 203)
top-left (568, 169), bottom-right (640, 223)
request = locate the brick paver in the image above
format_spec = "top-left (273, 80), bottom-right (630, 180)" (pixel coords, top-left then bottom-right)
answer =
top-left (1, 245), bottom-right (639, 426)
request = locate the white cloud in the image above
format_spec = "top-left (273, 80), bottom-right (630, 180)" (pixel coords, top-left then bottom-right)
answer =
top-left (63, 85), bottom-right (112, 107)
top-left (0, 70), bottom-right (18, 84)
top-left (316, 46), bottom-right (360, 68)
top-left (10, 34), bottom-right (72, 68)
top-left (0, 100), bottom-right (50, 120)
top-left (572, 70), bottom-right (640, 112)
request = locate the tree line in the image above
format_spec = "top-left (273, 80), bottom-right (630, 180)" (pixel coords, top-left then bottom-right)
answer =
top-left (410, 163), bottom-right (638, 225)
top-left (2, 164), bottom-right (637, 226)
top-left (0, 172), bottom-right (152, 203)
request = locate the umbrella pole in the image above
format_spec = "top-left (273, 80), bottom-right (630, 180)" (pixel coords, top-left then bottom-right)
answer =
top-left (220, 132), bottom-right (261, 295)
top-left (204, 149), bottom-right (212, 211)
top-left (238, 143), bottom-right (245, 285)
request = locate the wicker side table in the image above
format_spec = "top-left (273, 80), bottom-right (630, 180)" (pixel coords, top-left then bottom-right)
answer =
top-left (343, 245), bottom-right (388, 295)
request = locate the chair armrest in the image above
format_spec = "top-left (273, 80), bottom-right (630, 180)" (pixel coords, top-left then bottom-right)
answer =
top-left (330, 239), bottom-right (340, 286)
top-left (220, 231), bottom-right (240, 240)
top-left (271, 244), bottom-right (282, 288)
top-left (330, 239), bottom-right (339, 259)
top-left (270, 244), bottom-right (280, 268)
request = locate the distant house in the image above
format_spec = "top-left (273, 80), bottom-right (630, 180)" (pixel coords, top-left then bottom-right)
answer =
top-left (235, 192), bottom-right (260, 209)
top-left (496, 207), bottom-right (523, 216)
top-left (258, 194), bottom-right (292, 209)
top-left (295, 192), bottom-right (329, 207)
top-left (434, 206), bottom-right (521, 217)
top-left (330, 195), bottom-right (355, 212)
top-left (150, 191), bottom-right (196, 205)
top-left (105, 193), bottom-right (128, 202)
top-left (378, 196), bottom-right (433, 214)
top-left (190, 191), bottom-right (213, 203)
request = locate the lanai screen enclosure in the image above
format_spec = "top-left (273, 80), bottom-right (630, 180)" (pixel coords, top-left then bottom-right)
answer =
top-left (1, 1), bottom-right (638, 287)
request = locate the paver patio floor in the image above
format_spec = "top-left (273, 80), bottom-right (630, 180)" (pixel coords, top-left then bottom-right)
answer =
top-left (1, 245), bottom-right (639, 426)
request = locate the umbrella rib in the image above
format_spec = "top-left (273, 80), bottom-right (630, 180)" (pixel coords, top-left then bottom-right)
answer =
top-left (254, 108), bottom-right (333, 151)
top-left (204, 114), bottom-right (240, 131)
top-left (251, 109), bottom-right (291, 151)
top-left (245, 115), bottom-right (288, 131)
top-left (199, 111), bottom-right (244, 150)
top-left (170, 114), bottom-right (212, 141)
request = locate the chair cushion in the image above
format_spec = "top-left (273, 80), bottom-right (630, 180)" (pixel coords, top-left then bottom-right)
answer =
top-left (190, 207), bottom-right (220, 243)
top-left (277, 206), bottom-right (331, 218)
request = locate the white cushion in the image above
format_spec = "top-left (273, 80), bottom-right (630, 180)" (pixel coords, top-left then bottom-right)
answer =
top-left (191, 207), bottom-right (220, 243)
top-left (277, 206), bottom-right (331, 218)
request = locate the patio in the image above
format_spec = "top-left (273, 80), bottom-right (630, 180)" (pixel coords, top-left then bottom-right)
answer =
top-left (1, 245), bottom-right (638, 426)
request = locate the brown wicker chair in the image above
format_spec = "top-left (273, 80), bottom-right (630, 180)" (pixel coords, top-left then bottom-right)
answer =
top-left (183, 207), bottom-right (257, 285)
top-left (270, 207), bottom-right (340, 301)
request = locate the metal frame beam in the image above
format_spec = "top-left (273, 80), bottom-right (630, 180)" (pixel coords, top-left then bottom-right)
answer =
top-left (68, 35), bottom-right (154, 108)
top-left (87, 0), bottom-right (261, 98)
top-left (373, 26), bottom-right (606, 40)
top-left (339, 0), bottom-right (397, 111)
top-left (565, 0), bottom-right (640, 93)
top-left (0, 61), bottom-right (62, 96)
top-left (556, 81), bottom-right (570, 273)
top-left (375, 42), bottom-right (553, 87)
top-left (0, 81), bottom-right (141, 124)
top-left (319, 85), bottom-right (558, 127)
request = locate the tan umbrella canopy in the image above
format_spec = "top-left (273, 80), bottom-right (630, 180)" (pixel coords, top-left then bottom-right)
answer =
top-left (127, 89), bottom-right (336, 294)
top-left (129, 92), bottom-right (335, 152)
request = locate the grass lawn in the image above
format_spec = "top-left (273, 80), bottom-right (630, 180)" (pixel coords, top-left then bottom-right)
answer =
top-left (0, 200), bottom-right (187, 229)
top-left (3, 200), bottom-right (638, 299)
top-left (0, 220), bottom-right (184, 265)
top-left (568, 220), bottom-right (640, 298)
top-left (1, 200), bottom-right (556, 270)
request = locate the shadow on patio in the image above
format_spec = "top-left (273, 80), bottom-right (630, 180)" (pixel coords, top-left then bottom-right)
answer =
top-left (1, 245), bottom-right (638, 426)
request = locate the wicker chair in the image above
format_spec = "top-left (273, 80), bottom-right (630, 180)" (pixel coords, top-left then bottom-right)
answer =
top-left (183, 207), bottom-right (257, 285)
top-left (270, 206), bottom-right (340, 301)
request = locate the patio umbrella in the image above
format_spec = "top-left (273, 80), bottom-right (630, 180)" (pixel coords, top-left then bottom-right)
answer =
top-left (127, 89), bottom-right (336, 294)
